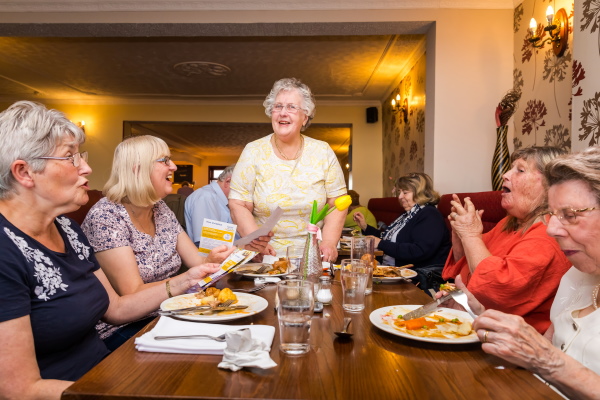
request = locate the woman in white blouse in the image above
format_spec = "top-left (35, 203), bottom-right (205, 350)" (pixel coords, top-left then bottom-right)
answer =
top-left (229, 78), bottom-right (347, 261)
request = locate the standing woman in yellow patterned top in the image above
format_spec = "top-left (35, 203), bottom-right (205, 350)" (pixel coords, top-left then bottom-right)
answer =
top-left (229, 78), bottom-right (347, 262)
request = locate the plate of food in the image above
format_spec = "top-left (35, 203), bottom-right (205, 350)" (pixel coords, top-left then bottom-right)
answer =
top-left (373, 265), bottom-right (417, 283)
top-left (369, 304), bottom-right (478, 344)
top-left (234, 259), bottom-right (289, 277)
top-left (160, 288), bottom-right (268, 322)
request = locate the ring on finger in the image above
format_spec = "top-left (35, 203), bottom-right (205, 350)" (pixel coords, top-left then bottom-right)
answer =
top-left (483, 330), bottom-right (489, 343)
top-left (452, 212), bottom-right (458, 218)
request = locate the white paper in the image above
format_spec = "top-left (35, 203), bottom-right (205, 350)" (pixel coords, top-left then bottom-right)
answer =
top-left (198, 218), bottom-right (236, 255)
top-left (233, 207), bottom-right (283, 247)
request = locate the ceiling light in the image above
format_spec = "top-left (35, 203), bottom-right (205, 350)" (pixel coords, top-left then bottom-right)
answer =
top-left (173, 62), bottom-right (231, 77)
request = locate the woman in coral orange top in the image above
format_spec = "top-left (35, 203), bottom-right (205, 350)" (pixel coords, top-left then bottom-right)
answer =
top-left (442, 147), bottom-right (571, 333)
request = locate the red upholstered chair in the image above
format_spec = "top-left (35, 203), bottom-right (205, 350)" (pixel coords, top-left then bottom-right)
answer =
top-left (64, 189), bottom-right (104, 226)
top-left (437, 191), bottom-right (505, 233)
top-left (367, 197), bottom-right (404, 227)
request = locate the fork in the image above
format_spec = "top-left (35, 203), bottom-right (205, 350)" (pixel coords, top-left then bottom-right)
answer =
top-left (154, 328), bottom-right (249, 342)
top-left (159, 299), bottom-right (235, 316)
top-left (451, 290), bottom-right (477, 319)
top-left (254, 265), bottom-right (269, 274)
top-left (232, 284), bottom-right (266, 293)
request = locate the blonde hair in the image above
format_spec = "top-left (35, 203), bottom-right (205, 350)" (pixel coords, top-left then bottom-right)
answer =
top-left (395, 172), bottom-right (440, 206)
top-left (104, 135), bottom-right (170, 207)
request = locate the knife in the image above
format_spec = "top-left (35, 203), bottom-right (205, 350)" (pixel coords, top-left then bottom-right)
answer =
top-left (159, 305), bottom-right (248, 316)
top-left (400, 292), bottom-right (455, 321)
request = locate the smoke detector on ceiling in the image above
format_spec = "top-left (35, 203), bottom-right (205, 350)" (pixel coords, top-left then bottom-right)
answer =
top-left (173, 61), bottom-right (231, 77)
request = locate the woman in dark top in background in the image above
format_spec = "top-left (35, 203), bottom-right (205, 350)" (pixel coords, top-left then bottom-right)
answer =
top-left (354, 173), bottom-right (451, 291)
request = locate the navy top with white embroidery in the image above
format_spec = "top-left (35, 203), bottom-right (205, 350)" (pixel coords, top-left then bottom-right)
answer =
top-left (0, 214), bottom-right (109, 380)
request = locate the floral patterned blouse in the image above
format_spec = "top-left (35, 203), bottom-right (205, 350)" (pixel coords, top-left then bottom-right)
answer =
top-left (229, 134), bottom-right (347, 256)
top-left (82, 197), bottom-right (183, 339)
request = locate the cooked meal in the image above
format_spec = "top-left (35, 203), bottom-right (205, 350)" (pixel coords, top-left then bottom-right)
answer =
top-left (194, 287), bottom-right (238, 308)
top-left (439, 282), bottom-right (458, 292)
top-left (373, 265), bottom-right (414, 277)
top-left (381, 307), bottom-right (475, 339)
top-left (270, 258), bottom-right (289, 275)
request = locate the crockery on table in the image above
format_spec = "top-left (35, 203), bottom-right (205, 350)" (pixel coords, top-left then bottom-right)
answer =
top-left (160, 292), bottom-right (268, 322)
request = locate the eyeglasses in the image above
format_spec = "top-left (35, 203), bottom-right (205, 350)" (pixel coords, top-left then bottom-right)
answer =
top-left (541, 207), bottom-right (597, 225)
top-left (155, 156), bottom-right (172, 166)
top-left (36, 151), bottom-right (88, 167)
top-left (272, 103), bottom-right (303, 114)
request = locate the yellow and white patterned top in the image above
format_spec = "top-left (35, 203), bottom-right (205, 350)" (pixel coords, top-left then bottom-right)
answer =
top-left (230, 134), bottom-right (347, 256)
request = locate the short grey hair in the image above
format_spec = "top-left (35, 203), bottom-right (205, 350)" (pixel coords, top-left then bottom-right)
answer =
top-left (0, 101), bottom-right (85, 199)
top-left (218, 164), bottom-right (235, 181)
top-left (263, 78), bottom-right (316, 132)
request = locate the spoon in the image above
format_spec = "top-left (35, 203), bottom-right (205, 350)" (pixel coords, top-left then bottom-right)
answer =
top-left (334, 317), bottom-right (353, 339)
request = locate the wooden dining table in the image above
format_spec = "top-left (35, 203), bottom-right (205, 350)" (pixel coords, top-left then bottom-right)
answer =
top-left (62, 272), bottom-right (563, 400)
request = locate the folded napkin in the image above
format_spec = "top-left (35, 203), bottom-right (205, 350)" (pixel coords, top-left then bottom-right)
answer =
top-left (134, 317), bottom-right (275, 355)
top-left (218, 328), bottom-right (278, 371)
top-left (254, 276), bottom-right (281, 284)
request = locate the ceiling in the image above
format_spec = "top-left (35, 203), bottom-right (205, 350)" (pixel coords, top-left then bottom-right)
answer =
top-left (0, 0), bottom-right (512, 163)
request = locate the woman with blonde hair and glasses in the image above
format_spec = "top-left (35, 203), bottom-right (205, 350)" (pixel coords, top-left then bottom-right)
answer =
top-left (82, 135), bottom-right (270, 350)
top-left (354, 172), bottom-right (451, 291)
top-left (229, 78), bottom-right (347, 262)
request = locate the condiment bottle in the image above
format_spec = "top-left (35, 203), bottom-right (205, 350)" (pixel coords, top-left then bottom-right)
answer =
top-left (316, 276), bottom-right (333, 305)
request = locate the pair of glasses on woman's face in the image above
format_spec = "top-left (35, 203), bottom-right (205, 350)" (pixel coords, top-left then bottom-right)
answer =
top-left (155, 156), bottom-right (172, 166)
top-left (272, 103), bottom-right (303, 114)
top-left (541, 207), bottom-right (597, 226)
top-left (36, 151), bottom-right (88, 167)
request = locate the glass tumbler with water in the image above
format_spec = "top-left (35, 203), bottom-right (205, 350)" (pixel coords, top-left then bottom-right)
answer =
top-left (340, 259), bottom-right (369, 312)
top-left (286, 245), bottom-right (304, 275)
top-left (350, 236), bottom-right (375, 295)
top-left (277, 279), bottom-right (314, 355)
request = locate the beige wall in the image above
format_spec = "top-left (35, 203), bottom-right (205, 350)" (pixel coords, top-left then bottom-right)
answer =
top-left (0, 7), bottom-right (514, 199)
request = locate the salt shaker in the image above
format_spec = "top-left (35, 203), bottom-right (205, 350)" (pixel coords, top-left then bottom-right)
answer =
top-left (316, 276), bottom-right (333, 305)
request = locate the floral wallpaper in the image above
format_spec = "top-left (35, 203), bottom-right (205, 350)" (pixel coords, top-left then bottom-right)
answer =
top-left (572, 0), bottom-right (600, 151)
top-left (512, 0), bottom-right (574, 152)
top-left (381, 54), bottom-right (426, 196)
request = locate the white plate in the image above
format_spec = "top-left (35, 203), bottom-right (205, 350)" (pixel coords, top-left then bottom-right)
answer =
top-left (369, 305), bottom-right (479, 344)
top-left (234, 263), bottom-right (288, 277)
top-left (160, 292), bottom-right (268, 322)
top-left (373, 266), bottom-right (417, 282)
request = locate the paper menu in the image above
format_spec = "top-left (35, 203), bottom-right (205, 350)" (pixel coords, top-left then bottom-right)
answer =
top-left (233, 207), bottom-right (283, 247)
top-left (198, 218), bottom-right (236, 255)
top-left (186, 248), bottom-right (257, 292)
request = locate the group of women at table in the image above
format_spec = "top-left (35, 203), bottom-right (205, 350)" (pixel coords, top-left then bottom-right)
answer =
top-left (0, 76), bottom-right (599, 400)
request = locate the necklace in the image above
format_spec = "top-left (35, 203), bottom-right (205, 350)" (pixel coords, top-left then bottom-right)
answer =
top-left (274, 135), bottom-right (304, 160)
top-left (593, 283), bottom-right (600, 310)
top-left (126, 204), bottom-right (155, 236)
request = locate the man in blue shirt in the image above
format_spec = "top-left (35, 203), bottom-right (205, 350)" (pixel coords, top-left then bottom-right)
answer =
top-left (184, 165), bottom-right (237, 247)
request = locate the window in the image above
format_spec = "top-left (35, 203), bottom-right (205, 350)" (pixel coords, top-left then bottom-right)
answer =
top-left (209, 166), bottom-right (227, 183)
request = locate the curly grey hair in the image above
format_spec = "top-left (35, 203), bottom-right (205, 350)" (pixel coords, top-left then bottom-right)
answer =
top-left (218, 164), bottom-right (235, 181)
top-left (263, 78), bottom-right (316, 132)
top-left (0, 101), bottom-right (85, 199)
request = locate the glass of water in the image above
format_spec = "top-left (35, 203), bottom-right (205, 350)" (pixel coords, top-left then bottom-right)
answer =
top-left (340, 259), bottom-right (369, 312)
top-left (286, 245), bottom-right (304, 274)
top-left (277, 279), bottom-right (314, 355)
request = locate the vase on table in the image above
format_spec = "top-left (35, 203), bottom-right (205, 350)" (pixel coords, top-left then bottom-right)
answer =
top-left (299, 224), bottom-right (322, 282)
top-left (491, 125), bottom-right (510, 191)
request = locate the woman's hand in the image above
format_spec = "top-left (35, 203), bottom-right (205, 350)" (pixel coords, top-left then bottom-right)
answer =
top-left (205, 245), bottom-right (236, 264)
top-left (448, 195), bottom-right (484, 241)
top-left (320, 241), bottom-right (338, 263)
top-left (473, 309), bottom-right (560, 373)
top-left (186, 263), bottom-right (222, 282)
top-left (435, 275), bottom-right (485, 315)
top-left (243, 232), bottom-right (274, 254)
top-left (366, 235), bottom-right (381, 248)
top-left (353, 211), bottom-right (368, 230)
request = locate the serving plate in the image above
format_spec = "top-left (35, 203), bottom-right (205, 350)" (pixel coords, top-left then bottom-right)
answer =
top-left (369, 305), bottom-right (479, 344)
top-left (160, 292), bottom-right (268, 322)
top-left (233, 263), bottom-right (287, 278)
top-left (373, 266), bottom-right (417, 283)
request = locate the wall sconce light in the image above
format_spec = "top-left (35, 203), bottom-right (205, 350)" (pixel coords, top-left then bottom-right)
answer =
top-left (77, 121), bottom-right (86, 133)
top-left (391, 94), bottom-right (409, 123)
top-left (528, 6), bottom-right (568, 56)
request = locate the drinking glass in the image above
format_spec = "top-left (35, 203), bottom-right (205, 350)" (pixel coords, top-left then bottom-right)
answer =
top-left (350, 236), bottom-right (375, 295)
top-left (277, 279), bottom-right (314, 355)
top-left (286, 245), bottom-right (304, 274)
top-left (340, 259), bottom-right (369, 312)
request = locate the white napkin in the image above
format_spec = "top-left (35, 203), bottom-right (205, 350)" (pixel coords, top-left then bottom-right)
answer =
top-left (262, 254), bottom-right (279, 264)
top-left (218, 328), bottom-right (278, 371)
top-left (135, 317), bottom-right (275, 355)
top-left (254, 276), bottom-right (281, 284)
